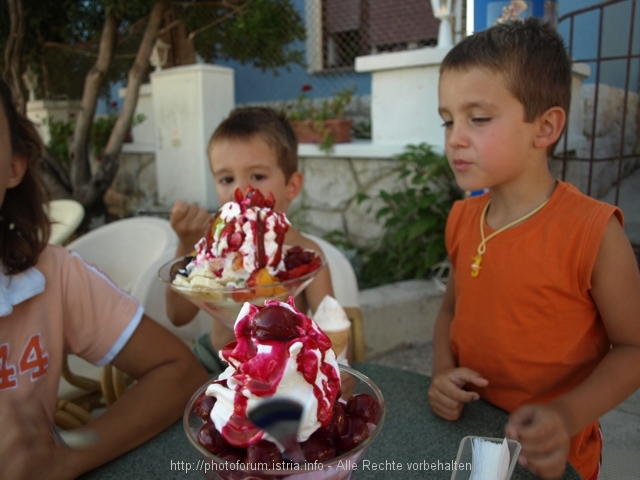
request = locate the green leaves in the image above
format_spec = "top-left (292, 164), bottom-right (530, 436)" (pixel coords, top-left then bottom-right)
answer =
top-left (357, 143), bottom-right (463, 288)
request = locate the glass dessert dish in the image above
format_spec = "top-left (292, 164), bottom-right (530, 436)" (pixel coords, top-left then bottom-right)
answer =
top-left (158, 252), bottom-right (327, 328)
top-left (184, 364), bottom-right (386, 480)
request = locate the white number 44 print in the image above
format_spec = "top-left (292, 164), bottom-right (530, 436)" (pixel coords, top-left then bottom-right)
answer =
top-left (0, 334), bottom-right (49, 390)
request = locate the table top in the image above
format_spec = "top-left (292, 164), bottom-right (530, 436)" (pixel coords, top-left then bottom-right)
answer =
top-left (80, 363), bottom-right (581, 480)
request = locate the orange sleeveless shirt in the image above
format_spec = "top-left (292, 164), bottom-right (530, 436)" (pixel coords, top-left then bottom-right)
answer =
top-left (446, 181), bottom-right (622, 479)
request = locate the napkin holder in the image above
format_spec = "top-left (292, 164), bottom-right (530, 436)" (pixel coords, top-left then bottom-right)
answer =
top-left (451, 436), bottom-right (521, 480)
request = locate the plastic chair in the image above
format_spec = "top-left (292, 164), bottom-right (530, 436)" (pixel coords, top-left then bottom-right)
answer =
top-left (59, 217), bottom-right (179, 410)
top-left (65, 216), bottom-right (178, 293)
top-left (46, 199), bottom-right (85, 246)
top-left (302, 233), bottom-right (366, 362)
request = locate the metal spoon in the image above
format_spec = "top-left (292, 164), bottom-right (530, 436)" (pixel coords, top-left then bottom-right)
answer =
top-left (247, 398), bottom-right (306, 463)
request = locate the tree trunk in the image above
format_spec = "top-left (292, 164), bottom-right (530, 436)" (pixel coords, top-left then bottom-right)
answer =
top-left (3, 0), bottom-right (26, 113)
top-left (69, 13), bottom-right (119, 203)
top-left (86, 0), bottom-right (169, 210)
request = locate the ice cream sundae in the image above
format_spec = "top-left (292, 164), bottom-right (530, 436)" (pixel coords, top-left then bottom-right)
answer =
top-left (171, 187), bottom-right (322, 299)
top-left (188, 297), bottom-right (383, 469)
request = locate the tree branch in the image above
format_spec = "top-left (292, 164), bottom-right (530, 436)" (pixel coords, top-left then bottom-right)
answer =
top-left (187, 4), bottom-right (247, 41)
top-left (104, 0), bottom-right (169, 160)
top-left (69, 13), bottom-right (119, 197)
top-left (3, 0), bottom-right (26, 113)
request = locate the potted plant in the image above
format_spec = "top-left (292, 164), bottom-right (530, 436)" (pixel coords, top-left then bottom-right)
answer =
top-left (286, 85), bottom-right (355, 153)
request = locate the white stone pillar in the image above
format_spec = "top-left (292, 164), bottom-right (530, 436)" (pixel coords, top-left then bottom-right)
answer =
top-left (151, 64), bottom-right (234, 210)
top-left (26, 100), bottom-right (82, 146)
top-left (355, 47), bottom-right (451, 151)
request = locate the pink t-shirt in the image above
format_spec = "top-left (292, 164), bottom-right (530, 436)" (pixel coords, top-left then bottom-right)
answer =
top-left (0, 245), bottom-right (143, 416)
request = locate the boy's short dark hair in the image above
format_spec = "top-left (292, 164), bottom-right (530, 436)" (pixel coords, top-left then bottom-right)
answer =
top-left (441, 18), bottom-right (572, 154)
top-left (208, 107), bottom-right (298, 181)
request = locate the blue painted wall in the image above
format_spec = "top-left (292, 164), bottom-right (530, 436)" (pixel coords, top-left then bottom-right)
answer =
top-left (215, 0), bottom-right (371, 105)
top-left (102, 0), bottom-right (638, 113)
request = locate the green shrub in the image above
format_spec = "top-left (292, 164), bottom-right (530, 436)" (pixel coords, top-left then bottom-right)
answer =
top-left (356, 143), bottom-right (463, 288)
top-left (46, 113), bottom-right (145, 164)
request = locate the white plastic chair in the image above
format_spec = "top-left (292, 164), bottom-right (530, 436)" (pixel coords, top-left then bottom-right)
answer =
top-left (46, 199), bottom-right (85, 246)
top-left (302, 233), bottom-right (365, 361)
top-left (129, 247), bottom-right (212, 344)
top-left (59, 217), bottom-right (178, 407)
top-left (64, 216), bottom-right (178, 293)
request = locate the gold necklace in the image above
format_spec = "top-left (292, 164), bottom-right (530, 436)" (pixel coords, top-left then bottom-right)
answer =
top-left (470, 197), bottom-right (551, 277)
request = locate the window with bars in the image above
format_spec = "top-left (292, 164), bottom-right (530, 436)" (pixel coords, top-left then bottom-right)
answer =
top-left (305, 0), bottom-right (440, 73)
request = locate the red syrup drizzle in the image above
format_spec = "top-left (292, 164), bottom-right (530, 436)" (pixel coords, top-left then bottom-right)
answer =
top-left (216, 297), bottom-right (340, 448)
top-left (199, 187), bottom-right (288, 277)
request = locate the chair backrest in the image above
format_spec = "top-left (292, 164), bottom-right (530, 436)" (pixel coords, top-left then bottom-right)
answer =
top-left (46, 199), bottom-right (85, 246)
top-left (301, 233), bottom-right (360, 308)
top-left (65, 217), bottom-right (178, 293)
top-left (301, 233), bottom-right (365, 361)
top-left (129, 247), bottom-right (212, 343)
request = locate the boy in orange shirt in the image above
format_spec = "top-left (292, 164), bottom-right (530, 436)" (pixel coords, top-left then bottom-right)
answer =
top-left (428, 19), bottom-right (640, 479)
top-left (165, 107), bottom-right (334, 373)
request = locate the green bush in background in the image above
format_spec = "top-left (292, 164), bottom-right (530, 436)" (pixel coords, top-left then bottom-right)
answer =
top-left (352, 143), bottom-right (463, 288)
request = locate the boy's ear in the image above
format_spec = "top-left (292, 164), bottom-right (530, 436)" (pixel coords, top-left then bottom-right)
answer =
top-left (8, 154), bottom-right (28, 189)
top-left (534, 106), bottom-right (566, 150)
top-left (285, 171), bottom-right (304, 201)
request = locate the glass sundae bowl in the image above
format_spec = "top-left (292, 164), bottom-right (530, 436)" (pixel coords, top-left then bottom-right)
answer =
top-left (184, 364), bottom-right (386, 480)
top-left (158, 252), bottom-right (327, 329)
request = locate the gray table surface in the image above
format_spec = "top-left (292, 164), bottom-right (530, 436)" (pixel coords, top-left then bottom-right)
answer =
top-left (80, 363), bottom-right (581, 479)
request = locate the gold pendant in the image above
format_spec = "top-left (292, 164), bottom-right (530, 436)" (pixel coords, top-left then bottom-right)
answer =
top-left (471, 254), bottom-right (482, 277)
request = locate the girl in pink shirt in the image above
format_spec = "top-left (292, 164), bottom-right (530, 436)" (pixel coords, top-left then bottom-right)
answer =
top-left (0, 79), bottom-right (208, 479)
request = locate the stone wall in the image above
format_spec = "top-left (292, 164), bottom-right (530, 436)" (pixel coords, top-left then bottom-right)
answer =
top-left (551, 83), bottom-right (640, 198)
top-left (289, 155), bottom-right (404, 247)
top-left (106, 83), bottom-right (639, 243)
top-left (108, 152), bottom-right (405, 247)
top-left (104, 153), bottom-right (158, 218)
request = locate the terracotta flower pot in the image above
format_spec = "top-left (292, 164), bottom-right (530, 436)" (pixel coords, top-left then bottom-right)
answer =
top-left (290, 118), bottom-right (353, 145)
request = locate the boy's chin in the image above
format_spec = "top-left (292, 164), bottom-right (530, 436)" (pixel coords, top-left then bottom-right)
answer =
top-left (453, 178), bottom-right (487, 194)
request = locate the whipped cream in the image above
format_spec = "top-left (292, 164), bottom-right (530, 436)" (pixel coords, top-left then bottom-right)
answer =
top-left (178, 189), bottom-right (290, 289)
top-left (205, 298), bottom-right (341, 449)
top-left (313, 296), bottom-right (350, 333)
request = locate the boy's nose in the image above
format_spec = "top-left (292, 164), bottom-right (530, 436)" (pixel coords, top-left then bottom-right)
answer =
top-left (447, 123), bottom-right (468, 149)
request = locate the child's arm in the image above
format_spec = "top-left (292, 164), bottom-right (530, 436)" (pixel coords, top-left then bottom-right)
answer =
top-left (506, 216), bottom-right (640, 479)
top-left (60, 315), bottom-right (208, 478)
top-left (0, 316), bottom-right (208, 479)
top-left (166, 200), bottom-right (211, 325)
top-left (428, 269), bottom-right (489, 420)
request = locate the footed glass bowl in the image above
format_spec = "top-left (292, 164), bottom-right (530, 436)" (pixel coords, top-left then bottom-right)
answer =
top-left (184, 364), bottom-right (386, 480)
top-left (158, 253), bottom-right (326, 328)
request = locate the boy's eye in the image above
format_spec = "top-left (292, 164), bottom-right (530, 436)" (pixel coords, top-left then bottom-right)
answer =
top-left (472, 117), bottom-right (490, 124)
top-left (251, 174), bottom-right (267, 181)
top-left (218, 176), bottom-right (234, 185)
top-left (441, 120), bottom-right (453, 128)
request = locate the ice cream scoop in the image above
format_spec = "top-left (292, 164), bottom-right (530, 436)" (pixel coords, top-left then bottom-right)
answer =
top-left (205, 297), bottom-right (341, 449)
top-left (313, 295), bottom-right (351, 361)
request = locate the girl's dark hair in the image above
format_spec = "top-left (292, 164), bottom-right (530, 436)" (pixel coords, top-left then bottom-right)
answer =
top-left (0, 79), bottom-right (50, 274)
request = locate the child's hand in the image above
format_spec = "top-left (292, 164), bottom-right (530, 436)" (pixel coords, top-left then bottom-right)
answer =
top-left (428, 367), bottom-right (488, 421)
top-left (505, 404), bottom-right (571, 479)
top-left (170, 200), bottom-right (211, 251)
top-left (0, 401), bottom-right (63, 480)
